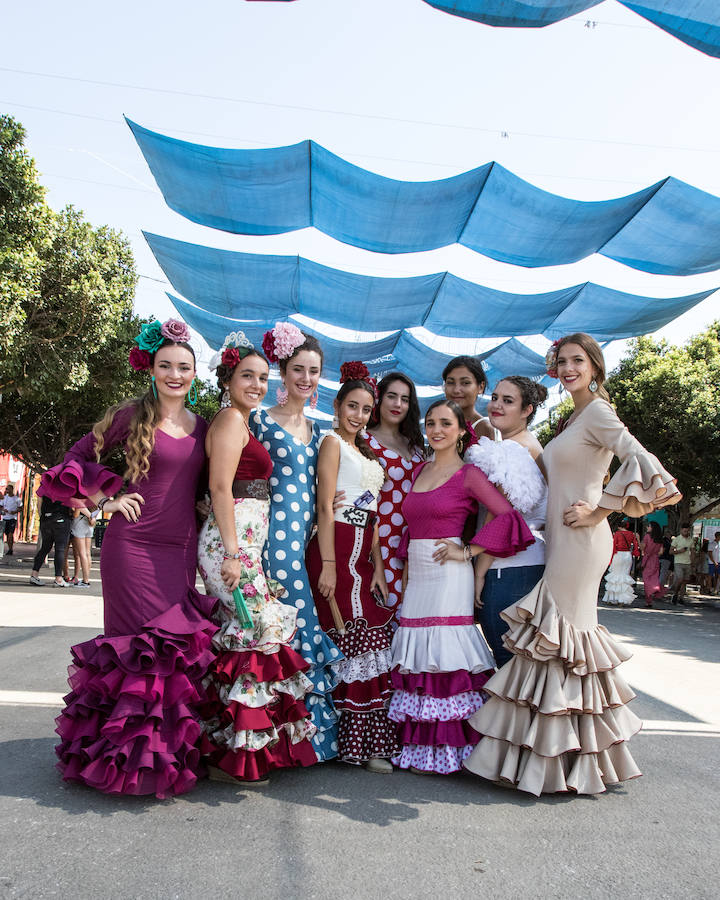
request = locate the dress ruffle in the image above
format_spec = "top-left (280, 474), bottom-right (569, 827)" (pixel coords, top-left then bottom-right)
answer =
top-left (391, 669), bottom-right (491, 698)
top-left (391, 623), bottom-right (495, 675)
top-left (55, 590), bottom-right (217, 799)
top-left (602, 553), bottom-right (636, 606)
top-left (389, 689), bottom-right (486, 723)
top-left (392, 742), bottom-right (476, 775)
top-left (465, 438), bottom-right (546, 516)
top-left (39, 458), bottom-right (124, 509)
top-left (470, 508), bottom-right (535, 558)
top-left (464, 578), bottom-right (642, 795)
top-left (601, 451), bottom-right (681, 517)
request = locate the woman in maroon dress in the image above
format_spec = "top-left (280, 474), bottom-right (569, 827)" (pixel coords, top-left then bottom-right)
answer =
top-left (39, 319), bottom-right (217, 798)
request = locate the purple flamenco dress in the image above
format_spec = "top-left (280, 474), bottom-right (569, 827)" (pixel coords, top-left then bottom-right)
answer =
top-left (38, 406), bottom-right (218, 798)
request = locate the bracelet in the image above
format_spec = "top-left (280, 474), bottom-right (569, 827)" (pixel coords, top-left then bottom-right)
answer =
top-left (463, 544), bottom-right (472, 562)
top-left (97, 496), bottom-right (112, 511)
top-left (224, 551), bottom-right (242, 560)
top-left (322, 558), bottom-right (335, 563)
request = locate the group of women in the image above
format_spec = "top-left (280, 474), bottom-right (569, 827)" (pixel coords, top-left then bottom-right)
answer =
top-left (40, 318), bottom-right (680, 799)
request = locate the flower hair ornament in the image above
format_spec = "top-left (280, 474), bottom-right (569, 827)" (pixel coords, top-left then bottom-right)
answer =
top-left (129, 318), bottom-right (192, 372)
top-left (208, 331), bottom-right (255, 372)
top-left (339, 360), bottom-right (378, 402)
top-left (545, 339), bottom-right (562, 379)
top-left (261, 322), bottom-right (305, 364)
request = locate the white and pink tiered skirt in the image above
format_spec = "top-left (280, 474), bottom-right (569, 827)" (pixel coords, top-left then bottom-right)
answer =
top-left (389, 538), bottom-right (495, 774)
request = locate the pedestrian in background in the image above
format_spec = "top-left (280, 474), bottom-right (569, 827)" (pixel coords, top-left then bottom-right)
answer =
top-left (640, 521), bottom-right (664, 607)
top-left (69, 507), bottom-right (98, 586)
top-left (658, 528), bottom-right (673, 590)
top-left (670, 523), bottom-right (694, 605)
top-left (29, 496), bottom-right (73, 586)
top-left (708, 531), bottom-right (720, 595)
top-left (2, 484), bottom-right (23, 556)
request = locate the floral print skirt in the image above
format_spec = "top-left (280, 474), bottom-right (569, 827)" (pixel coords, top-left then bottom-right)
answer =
top-left (197, 497), bottom-right (318, 779)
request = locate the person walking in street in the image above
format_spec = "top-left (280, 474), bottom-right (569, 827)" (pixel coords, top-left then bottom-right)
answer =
top-left (708, 531), bottom-right (720, 595)
top-left (670, 523), bottom-right (695, 605)
top-left (2, 484), bottom-right (23, 556)
top-left (640, 521), bottom-right (665, 607)
top-left (29, 496), bottom-right (73, 587)
top-left (659, 528), bottom-right (673, 590)
top-left (69, 507), bottom-right (98, 587)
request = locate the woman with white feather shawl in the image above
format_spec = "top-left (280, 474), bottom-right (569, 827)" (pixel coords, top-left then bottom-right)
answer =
top-left (466, 377), bottom-right (548, 668)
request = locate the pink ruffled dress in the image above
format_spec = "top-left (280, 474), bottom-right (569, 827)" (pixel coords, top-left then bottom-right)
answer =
top-left (389, 463), bottom-right (534, 774)
top-left (38, 406), bottom-right (218, 798)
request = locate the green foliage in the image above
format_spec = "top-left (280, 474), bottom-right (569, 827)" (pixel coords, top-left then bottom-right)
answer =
top-left (193, 378), bottom-right (220, 424)
top-left (534, 396), bottom-right (574, 447)
top-left (606, 323), bottom-right (720, 521)
top-left (0, 115), bottom-right (146, 468)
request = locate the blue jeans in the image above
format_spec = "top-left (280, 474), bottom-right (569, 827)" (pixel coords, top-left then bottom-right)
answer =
top-left (476, 564), bottom-right (545, 668)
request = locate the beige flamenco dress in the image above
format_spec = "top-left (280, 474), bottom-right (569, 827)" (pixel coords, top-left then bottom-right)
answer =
top-left (463, 399), bottom-right (680, 795)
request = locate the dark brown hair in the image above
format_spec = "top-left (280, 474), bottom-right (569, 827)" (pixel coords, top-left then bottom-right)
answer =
top-left (495, 376), bottom-right (548, 425)
top-left (278, 332), bottom-right (324, 374)
top-left (369, 371), bottom-right (424, 455)
top-left (441, 355), bottom-right (487, 393)
top-left (336, 379), bottom-right (379, 461)
top-left (424, 399), bottom-right (472, 457)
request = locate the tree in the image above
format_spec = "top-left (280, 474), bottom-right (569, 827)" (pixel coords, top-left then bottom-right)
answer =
top-left (606, 324), bottom-right (720, 526)
top-left (0, 115), bottom-right (145, 468)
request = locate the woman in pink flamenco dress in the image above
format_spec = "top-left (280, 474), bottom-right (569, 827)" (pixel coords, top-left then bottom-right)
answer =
top-left (390, 399), bottom-right (534, 775)
top-left (641, 521), bottom-right (665, 607)
top-left (38, 320), bottom-right (218, 798)
top-left (464, 333), bottom-right (680, 795)
top-left (366, 372), bottom-right (425, 621)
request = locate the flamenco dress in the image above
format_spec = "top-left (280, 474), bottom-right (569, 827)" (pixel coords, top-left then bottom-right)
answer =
top-left (39, 407), bottom-right (218, 798)
top-left (197, 432), bottom-right (317, 780)
top-left (601, 529), bottom-right (639, 606)
top-left (465, 437), bottom-right (547, 668)
top-left (464, 399), bottom-right (680, 795)
top-left (366, 434), bottom-right (424, 623)
top-left (390, 463), bottom-right (534, 774)
top-left (641, 534), bottom-right (664, 602)
top-left (306, 432), bottom-right (401, 764)
top-left (251, 409), bottom-right (343, 761)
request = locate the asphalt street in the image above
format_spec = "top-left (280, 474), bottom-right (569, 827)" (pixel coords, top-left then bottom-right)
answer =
top-left (0, 545), bottom-right (718, 900)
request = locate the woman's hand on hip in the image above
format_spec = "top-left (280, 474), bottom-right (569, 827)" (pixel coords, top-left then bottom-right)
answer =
top-left (563, 500), bottom-right (598, 528)
top-left (104, 493), bottom-right (144, 523)
top-left (433, 538), bottom-right (464, 565)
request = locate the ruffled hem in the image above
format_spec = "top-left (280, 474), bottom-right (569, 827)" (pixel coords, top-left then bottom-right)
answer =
top-left (471, 508), bottom-right (535, 559)
top-left (501, 579), bottom-right (632, 676)
top-left (396, 719), bottom-right (480, 747)
top-left (209, 712), bottom-right (316, 752)
top-left (465, 438), bottom-right (546, 516)
top-left (336, 708), bottom-right (402, 764)
top-left (391, 625), bottom-right (495, 675)
top-left (209, 644), bottom-right (309, 687)
top-left (55, 593), bottom-right (218, 799)
top-left (601, 451), bottom-right (681, 517)
top-left (464, 736), bottom-right (642, 796)
top-left (204, 728), bottom-right (318, 781)
top-left (389, 689), bottom-right (486, 723)
top-left (484, 655), bottom-right (635, 716)
top-left (332, 647), bottom-right (392, 684)
top-left (305, 693), bottom-right (340, 761)
top-left (391, 668), bottom-right (492, 698)
top-left (464, 576), bottom-right (642, 795)
top-left (392, 742), bottom-right (475, 775)
top-left (295, 629), bottom-right (344, 695)
top-left (334, 674), bottom-right (394, 713)
top-left (39, 458), bottom-right (124, 509)
top-left (214, 601), bottom-right (298, 652)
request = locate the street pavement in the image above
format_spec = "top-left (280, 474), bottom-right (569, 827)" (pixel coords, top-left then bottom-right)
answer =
top-left (0, 543), bottom-right (718, 900)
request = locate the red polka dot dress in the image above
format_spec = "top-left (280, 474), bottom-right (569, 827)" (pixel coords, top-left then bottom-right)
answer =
top-left (366, 435), bottom-right (424, 621)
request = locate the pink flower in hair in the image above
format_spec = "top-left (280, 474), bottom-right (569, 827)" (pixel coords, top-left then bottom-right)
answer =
top-left (263, 322), bottom-right (305, 364)
top-left (161, 318), bottom-right (191, 343)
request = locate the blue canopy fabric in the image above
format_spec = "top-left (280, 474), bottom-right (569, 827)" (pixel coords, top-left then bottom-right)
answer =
top-left (423, 2), bottom-right (720, 59)
top-left (129, 120), bottom-right (720, 275)
top-left (168, 293), bottom-right (550, 417)
top-left (146, 233), bottom-right (715, 342)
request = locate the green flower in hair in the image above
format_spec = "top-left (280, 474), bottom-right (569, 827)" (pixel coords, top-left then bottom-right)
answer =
top-left (135, 320), bottom-right (165, 354)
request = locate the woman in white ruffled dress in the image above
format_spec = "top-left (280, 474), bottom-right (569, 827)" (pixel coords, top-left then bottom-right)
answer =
top-left (464, 333), bottom-right (680, 795)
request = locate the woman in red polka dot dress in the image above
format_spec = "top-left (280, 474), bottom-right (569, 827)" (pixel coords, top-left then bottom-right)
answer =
top-left (366, 373), bottom-right (425, 622)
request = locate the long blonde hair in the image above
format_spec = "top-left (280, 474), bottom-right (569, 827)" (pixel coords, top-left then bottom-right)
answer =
top-left (93, 338), bottom-right (195, 484)
top-left (555, 333), bottom-right (611, 402)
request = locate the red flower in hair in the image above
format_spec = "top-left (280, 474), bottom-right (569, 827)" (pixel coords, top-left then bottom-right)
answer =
top-left (261, 331), bottom-right (278, 364)
top-left (129, 346), bottom-right (152, 372)
top-left (340, 360), bottom-right (370, 383)
top-left (221, 347), bottom-right (240, 368)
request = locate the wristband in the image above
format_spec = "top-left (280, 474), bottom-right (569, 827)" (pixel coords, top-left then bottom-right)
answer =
top-left (97, 496), bottom-right (112, 512)
top-left (224, 551), bottom-right (242, 560)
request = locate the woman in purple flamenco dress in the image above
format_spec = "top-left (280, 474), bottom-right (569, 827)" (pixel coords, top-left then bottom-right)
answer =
top-left (38, 320), bottom-right (218, 798)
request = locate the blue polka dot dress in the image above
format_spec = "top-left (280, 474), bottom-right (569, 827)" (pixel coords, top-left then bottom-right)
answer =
top-left (251, 408), bottom-right (343, 761)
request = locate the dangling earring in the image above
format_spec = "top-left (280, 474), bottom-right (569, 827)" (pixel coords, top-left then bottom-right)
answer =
top-left (309, 389), bottom-right (318, 410)
top-left (456, 436), bottom-right (464, 454)
top-left (221, 389), bottom-right (231, 409)
top-left (276, 384), bottom-right (289, 406)
top-left (151, 375), bottom-right (158, 399)
top-left (188, 379), bottom-right (198, 406)
top-left (589, 378), bottom-right (598, 393)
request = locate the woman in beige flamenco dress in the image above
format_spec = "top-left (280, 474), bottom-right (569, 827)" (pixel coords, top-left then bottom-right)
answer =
top-left (464, 333), bottom-right (680, 795)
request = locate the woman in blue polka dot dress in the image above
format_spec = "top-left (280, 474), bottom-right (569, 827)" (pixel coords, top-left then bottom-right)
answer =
top-left (251, 324), bottom-right (343, 762)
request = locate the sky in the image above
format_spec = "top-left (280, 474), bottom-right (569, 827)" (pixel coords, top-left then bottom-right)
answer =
top-left (3, 0), bottom-right (719, 416)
